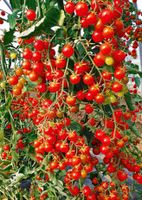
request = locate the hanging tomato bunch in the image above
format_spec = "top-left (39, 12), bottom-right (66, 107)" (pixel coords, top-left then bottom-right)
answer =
top-left (0, 0), bottom-right (142, 199)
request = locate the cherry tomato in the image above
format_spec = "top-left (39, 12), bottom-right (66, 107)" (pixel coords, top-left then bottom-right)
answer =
top-left (75, 2), bottom-right (88, 17)
top-left (62, 44), bottom-right (74, 58)
top-left (26, 9), bottom-right (36, 21)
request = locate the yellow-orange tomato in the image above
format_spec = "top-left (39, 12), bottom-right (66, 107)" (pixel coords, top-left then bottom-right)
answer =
top-left (19, 77), bottom-right (26, 85)
top-left (12, 87), bottom-right (22, 96)
top-left (81, 169), bottom-right (87, 178)
top-left (15, 68), bottom-right (23, 76)
top-left (15, 82), bottom-right (24, 90)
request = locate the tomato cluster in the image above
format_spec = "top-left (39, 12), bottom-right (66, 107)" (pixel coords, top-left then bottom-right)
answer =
top-left (0, 0), bottom-right (142, 199)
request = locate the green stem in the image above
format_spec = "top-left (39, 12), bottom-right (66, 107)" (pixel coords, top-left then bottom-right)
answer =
top-left (37, 0), bottom-right (42, 18)
top-left (0, 43), bottom-right (17, 145)
top-left (0, 43), bottom-right (7, 79)
top-left (21, 0), bottom-right (27, 31)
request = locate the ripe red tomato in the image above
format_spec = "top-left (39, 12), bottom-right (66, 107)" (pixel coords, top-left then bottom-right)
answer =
top-left (112, 81), bottom-right (123, 92)
top-left (100, 9), bottom-right (113, 24)
top-left (100, 145), bottom-right (110, 154)
top-left (55, 58), bottom-right (66, 68)
top-left (3, 145), bottom-right (10, 151)
top-left (69, 185), bottom-right (80, 196)
top-left (91, 0), bottom-right (99, 10)
top-left (71, 171), bottom-right (81, 180)
top-left (37, 83), bottom-right (47, 93)
top-left (102, 136), bottom-right (111, 146)
top-left (8, 76), bottom-right (18, 85)
top-left (107, 164), bottom-right (116, 173)
top-left (100, 42), bottom-right (112, 55)
top-left (29, 71), bottom-right (39, 81)
top-left (113, 6), bottom-right (123, 18)
top-left (76, 90), bottom-right (85, 100)
top-left (34, 40), bottom-right (44, 51)
top-left (22, 60), bottom-right (31, 70)
top-left (75, 2), bottom-right (88, 17)
top-left (23, 48), bottom-right (33, 60)
top-left (85, 91), bottom-right (94, 101)
top-left (82, 186), bottom-right (91, 196)
top-left (86, 193), bottom-right (97, 200)
top-left (89, 84), bottom-right (100, 95)
top-left (93, 53), bottom-right (105, 67)
top-left (1, 152), bottom-right (7, 159)
top-left (114, 68), bottom-right (126, 80)
top-left (94, 93), bottom-right (105, 104)
top-left (102, 70), bottom-right (112, 81)
top-left (74, 62), bottom-right (90, 74)
top-left (113, 49), bottom-right (127, 63)
top-left (62, 44), bottom-right (74, 58)
top-left (85, 104), bottom-right (94, 114)
top-left (86, 12), bottom-right (97, 25)
top-left (95, 19), bottom-right (104, 31)
top-left (54, 69), bottom-right (64, 79)
top-left (92, 31), bottom-right (103, 43)
top-left (33, 62), bottom-right (44, 75)
top-left (81, 18), bottom-right (89, 28)
top-left (70, 74), bottom-right (81, 84)
top-left (66, 96), bottom-right (76, 106)
top-left (115, 19), bottom-right (124, 32)
top-left (83, 74), bottom-right (94, 85)
top-left (102, 26), bottom-right (114, 40)
top-left (48, 81), bottom-right (61, 92)
top-left (64, 2), bottom-right (75, 14)
top-left (117, 170), bottom-right (128, 181)
top-left (71, 156), bottom-right (81, 166)
top-left (26, 9), bottom-right (36, 21)
top-left (32, 51), bottom-right (42, 62)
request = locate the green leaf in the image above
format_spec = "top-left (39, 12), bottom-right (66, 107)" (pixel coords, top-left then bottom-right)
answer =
top-left (127, 66), bottom-right (142, 77)
top-left (11, 151), bottom-right (19, 162)
top-left (3, 30), bottom-right (15, 45)
top-left (76, 42), bottom-right (86, 57)
top-left (54, 28), bottom-right (66, 45)
top-left (69, 121), bottom-right (82, 132)
top-left (128, 121), bottom-right (141, 138)
top-left (133, 94), bottom-right (142, 103)
top-left (8, 10), bottom-right (20, 30)
top-left (134, 76), bottom-right (141, 87)
top-left (10, 0), bottom-right (21, 10)
top-left (124, 92), bottom-right (135, 111)
top-left (8, 14), bottom-right (16, 29)
top-left (45, 0), bottom-right (64, 9)
top-left (26, 0), bottom-right (37, 10)
top-left (56, 0), bottom-right (64, 9)
top-left (19, 7), bottom-right (61, 38)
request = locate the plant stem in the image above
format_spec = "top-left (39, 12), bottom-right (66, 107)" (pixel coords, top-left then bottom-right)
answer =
top-left (0, 43), bottom-right (17, 145)
top-left (21, 0), bottom-right (27, 31)
top-left (37, 0), bottom-right (42, 18)
top-left (0, 43), bottom-right (7, 79)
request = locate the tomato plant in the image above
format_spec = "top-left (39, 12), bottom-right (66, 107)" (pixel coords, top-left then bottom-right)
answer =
top-left (0, 0), bottom-right (142, 199)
